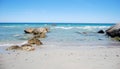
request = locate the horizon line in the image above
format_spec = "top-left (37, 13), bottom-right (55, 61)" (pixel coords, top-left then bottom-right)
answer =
top-left (0, 22), bottom-right (115, 24)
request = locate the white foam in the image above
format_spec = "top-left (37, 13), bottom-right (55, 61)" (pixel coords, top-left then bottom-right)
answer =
top-left (55, 27), bottom-right (73, 29)
top-left (52, 26), bottom-right (110, 30)
top-left (0, 41), bottom-right (28, 47)
top-left (20, 41), bottom-right (28, 45)
top-left (0, 43), bottom-right (15, 47)
top-left (13, 34), bottom-right (21, 37)
top-left (77, 26), bottom-right (109, 29)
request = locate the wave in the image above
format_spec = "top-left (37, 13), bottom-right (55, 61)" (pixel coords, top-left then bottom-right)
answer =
top-left (54, 27), bottom-right (73, 29)
top-left (0, 41), bottom-right (28, 47)
top-left (0, 44), bottom-right (15, 47)
top-left (52, 26), bottom-right (110, 30)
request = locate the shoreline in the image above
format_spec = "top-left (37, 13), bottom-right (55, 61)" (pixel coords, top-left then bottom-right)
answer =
top-left (0, 23), bottom-right (120, 69)
top-left (1, 45), bottom-right (120, 53)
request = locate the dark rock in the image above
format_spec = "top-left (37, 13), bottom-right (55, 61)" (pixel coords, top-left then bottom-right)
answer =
top-left (98, 30), bottom-right (104, 34)
top-left (83, 32), bottom-right (87, 34)
top-left (24, 28), bottom-right (35, 34)
top-left (75, 32), bottom-right (82, 34)
top-left (75, 32), bottom-right (87, 34)
top-left (98, 39), bottom-right (102, 40)
top-left (106, 23), bottom-right (120, 38)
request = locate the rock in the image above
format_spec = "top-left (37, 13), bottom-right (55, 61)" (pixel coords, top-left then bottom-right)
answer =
top-left (112, 37), bottom-right (120, 41)
top-left (40, 33), bottom-right (46, 38)
top-left (83, 32), bottom-right (87, 34)
top-left (106, 23), bottom-right (120, 37)
top-left (24, 28), bottom-right (35, 34)
top-left (32, 28), bottom-right (49, 35)
top-left (45, 27), bottom-right (50, 32)
top-left (98, 39), bottom-right (102, 40)
top-left (6, 44), bottom-right (35, 51)
top-left (24, 27), bottom-right (49, 35)
top-left (21, 44), bottom-right (35, 51)
top-left (98, 30), bottom-right (104, 34)
top-left (6, 45), bottom-right (22, 50)
top-left (75, 32), bottom-right (82, 34)
top-left (75, 32), bottom-right (87, 34)
top-left (28, 38), bottom-right (43, 45)
top-left (32, 28), bottom-right (48, 38)
top-left (34, 32), bottom-right (46, 38)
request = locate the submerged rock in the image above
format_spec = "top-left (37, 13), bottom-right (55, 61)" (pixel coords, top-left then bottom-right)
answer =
top-left (75, 32), bottom-right (82, 34)
top-left (28, 38), bottom-right (43, 45)
top-left (75, 32), bottom-right (87, 34)
top-left (98, 30), bottom-right (104, 34)
top-left (17, 34), bottom-right (33, 40)
top-left (111, 37), bottom-right (120, 41)
top-left (98, 39), bottom-right (103, 40)
top-left (106, 23), bottom-right (120, 37)
top-left (82, 32), bottom-right (87, 34)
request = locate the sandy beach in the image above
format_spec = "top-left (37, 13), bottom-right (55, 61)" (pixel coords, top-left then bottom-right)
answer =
top-left (0, 23), bottom-right (120, 69)
top-left (0, 0), bottom-right (120, 68)
top-left (0, 46), bottom-right (120, 69)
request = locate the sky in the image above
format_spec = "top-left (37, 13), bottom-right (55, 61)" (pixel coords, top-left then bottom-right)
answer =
top-left (0, 0), bottom-right (120, 23)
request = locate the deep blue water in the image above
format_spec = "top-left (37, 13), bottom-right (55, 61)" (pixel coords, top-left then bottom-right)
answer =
top-left (0, 23), bottom-right (119, 47)
top-left (0, 23), bottom-right (115, 26)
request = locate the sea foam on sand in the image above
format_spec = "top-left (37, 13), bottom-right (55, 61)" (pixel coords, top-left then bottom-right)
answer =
top-left (0, 46), bottom-right (120, 69)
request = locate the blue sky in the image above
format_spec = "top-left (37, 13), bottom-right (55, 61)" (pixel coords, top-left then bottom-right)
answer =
top-left (0, 0), bottom-right (120, 23)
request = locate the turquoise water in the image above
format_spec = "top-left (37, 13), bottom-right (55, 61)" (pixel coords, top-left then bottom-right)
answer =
top-left (0, 23), bottom-right (120, 47)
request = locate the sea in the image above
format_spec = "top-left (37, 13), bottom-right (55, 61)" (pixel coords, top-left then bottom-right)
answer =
top-left (0, 23), bottom-right (120, 49)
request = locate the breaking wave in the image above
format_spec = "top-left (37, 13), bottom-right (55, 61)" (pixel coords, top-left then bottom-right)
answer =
top-left (0, 41), bottom-right (28, 47)
top-left (52, 26), bottom-right (110, 30)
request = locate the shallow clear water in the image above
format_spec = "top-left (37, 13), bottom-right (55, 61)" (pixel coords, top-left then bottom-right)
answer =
top-left (0, 23), bottom-right (120, 47)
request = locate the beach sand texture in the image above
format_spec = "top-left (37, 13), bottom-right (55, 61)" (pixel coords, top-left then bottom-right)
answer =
top-left (0, 47), bottom-right (120, 69)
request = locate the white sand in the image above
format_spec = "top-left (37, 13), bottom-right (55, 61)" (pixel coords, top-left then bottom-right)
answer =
top-left (0, 46), bottom-right (120, 69)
